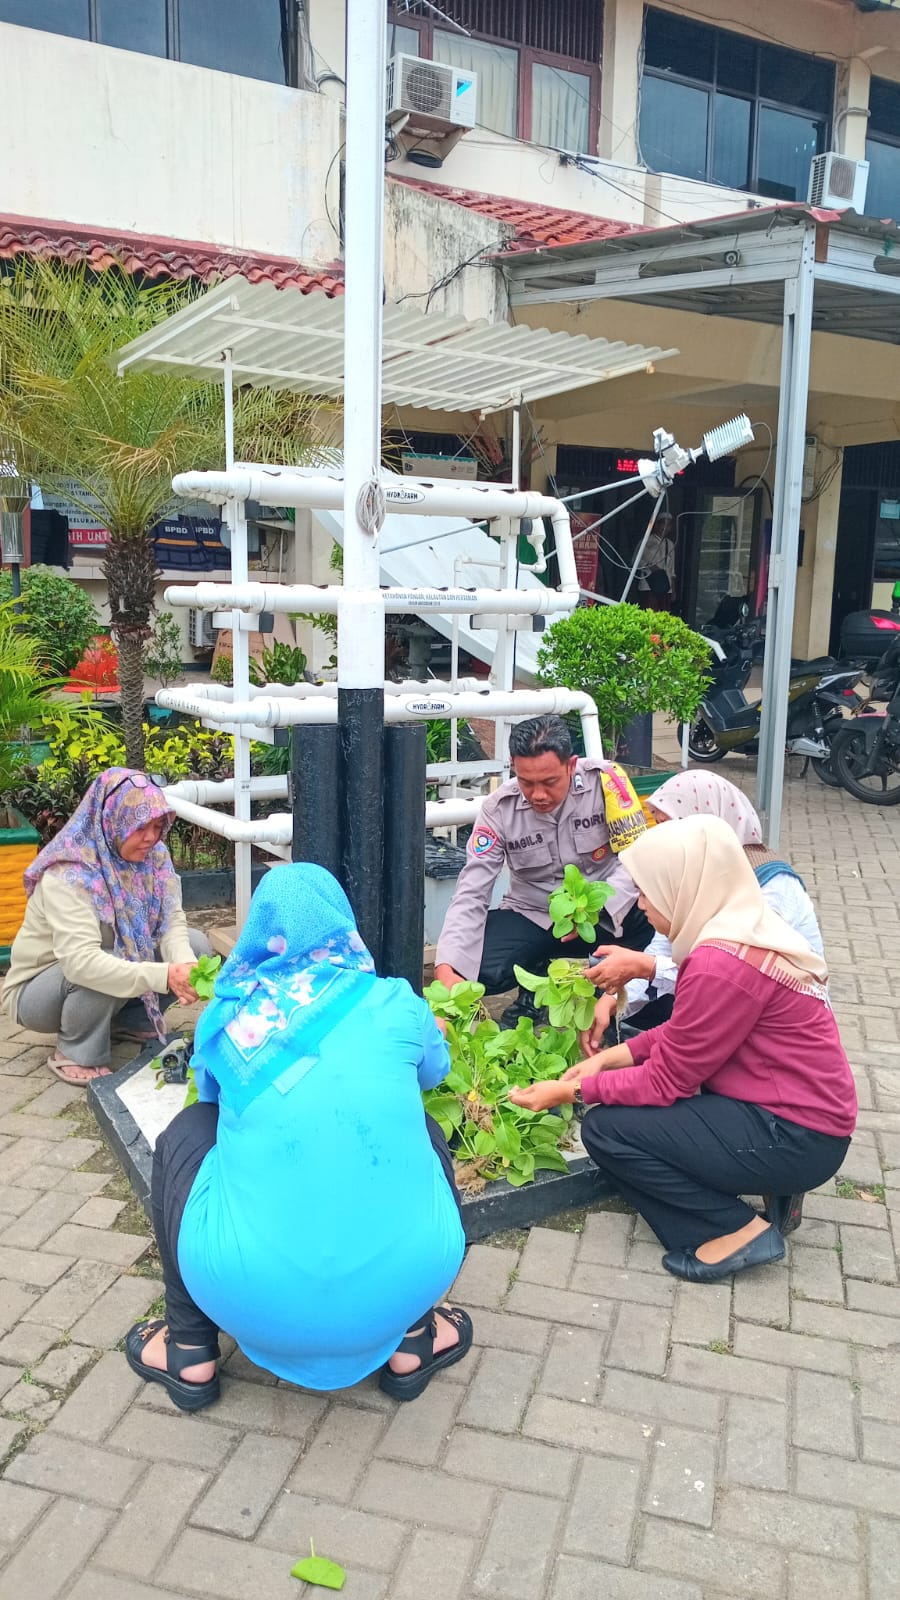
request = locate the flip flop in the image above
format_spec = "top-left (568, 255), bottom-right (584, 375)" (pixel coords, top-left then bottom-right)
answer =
top-left (125, 1318), bottom-right (220, 1413)
top-left (46, 1052), bottom-right (111, 1086)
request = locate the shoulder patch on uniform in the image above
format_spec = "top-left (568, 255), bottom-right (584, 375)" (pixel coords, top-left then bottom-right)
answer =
top-left (469, 826), bottom-right (499, 857)
top-left (572, 771), bottom-right (585, 792)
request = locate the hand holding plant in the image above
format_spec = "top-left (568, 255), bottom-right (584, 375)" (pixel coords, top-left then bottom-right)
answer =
top-left (189, 953), bottom-right (222, 1000)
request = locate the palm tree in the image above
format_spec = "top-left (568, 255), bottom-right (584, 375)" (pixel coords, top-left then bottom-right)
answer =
top-left (0, 257), bottom-right (336, 767)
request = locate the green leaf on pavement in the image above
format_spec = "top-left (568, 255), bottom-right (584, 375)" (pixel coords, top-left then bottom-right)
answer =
top-left (292, 1544), bottom-right (346, 1590)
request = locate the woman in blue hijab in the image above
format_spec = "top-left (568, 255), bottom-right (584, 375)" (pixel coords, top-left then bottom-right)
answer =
top-left (125, 863), bottom-right (470, 1407)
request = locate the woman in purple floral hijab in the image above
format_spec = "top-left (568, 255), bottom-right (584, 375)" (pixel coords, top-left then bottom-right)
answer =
top-left (1, 769), bottom-right (207, 1084)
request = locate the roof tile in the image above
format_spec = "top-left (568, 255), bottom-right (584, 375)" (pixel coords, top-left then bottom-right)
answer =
top-left (0, 213), bottom-right (344, 295)
top-left (392, 177), bottom-right (645, 251)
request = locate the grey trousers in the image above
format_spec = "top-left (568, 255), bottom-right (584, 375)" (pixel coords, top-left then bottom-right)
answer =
top-left (16, 929), bottom-right (213, 1067)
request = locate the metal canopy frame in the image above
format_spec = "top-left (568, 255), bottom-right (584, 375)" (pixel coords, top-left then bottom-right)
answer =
top-left (116, 276), bottom-right (678, 415)
top-left (507, 204), bottom-right (900, 845)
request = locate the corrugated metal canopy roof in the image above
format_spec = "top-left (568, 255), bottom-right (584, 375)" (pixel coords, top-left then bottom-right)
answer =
top-left (115, 274), bottom-right (677, 413)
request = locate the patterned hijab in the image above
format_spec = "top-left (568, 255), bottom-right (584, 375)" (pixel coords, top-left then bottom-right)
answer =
top-left (649, 771), bottom-right (763, 845)
top-left (191, 863), bottom-right (377, 1116)
top-left (25, 768), bottom-right (181, 1038)
top-left (622, 815), bottom-right (828, 995)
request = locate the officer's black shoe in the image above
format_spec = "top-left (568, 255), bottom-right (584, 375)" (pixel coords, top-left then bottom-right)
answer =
top-left (499, 988), bottom-right (545, 1031)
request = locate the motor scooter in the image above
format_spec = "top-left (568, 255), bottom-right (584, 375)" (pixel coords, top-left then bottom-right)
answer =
top-left (828, 637), bottom-right (900, 804)
top-left (679, 613), bottom-right (862, 780)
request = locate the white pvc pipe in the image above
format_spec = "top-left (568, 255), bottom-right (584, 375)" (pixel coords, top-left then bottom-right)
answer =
top-left (165, 793), bottom-right (293, 844)
top-left (340, 0), bottom-right (385, 700)
top-left (171, 467), bottom-right (571, 525)
top-left (165, 580), bottom-right (577, 616)
top-left (426, 797), bottom-right (483, 828)
top-left (168, 788), bottom-right (483, 839)
top-left (170, 676), bottom-right (484, 707)
top-left (157, 684), bottom-right (602, 755)
top-left (164, 776), bottom-right (288, 806)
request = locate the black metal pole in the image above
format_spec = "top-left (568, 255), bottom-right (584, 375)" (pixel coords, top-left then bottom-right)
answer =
top-left (382, 722), bottom-right (426, 992)
top-left (291, 723), bottom-right (342, 879)
top-left (339, 686), bottom-right (384, 969)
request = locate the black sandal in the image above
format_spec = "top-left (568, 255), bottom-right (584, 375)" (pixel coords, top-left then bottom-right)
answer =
top-left (125, 1318), bottom-right (221, 1413)
top-left (379, 1305), bottom-right (473, 1402)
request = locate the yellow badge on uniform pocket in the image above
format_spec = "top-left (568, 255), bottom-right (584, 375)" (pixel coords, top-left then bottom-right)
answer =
top-left (600, 764), bottom-right (648, 853)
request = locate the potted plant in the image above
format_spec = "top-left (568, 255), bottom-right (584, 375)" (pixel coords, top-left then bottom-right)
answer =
top-left (537, 602), bottom-right (711, 786)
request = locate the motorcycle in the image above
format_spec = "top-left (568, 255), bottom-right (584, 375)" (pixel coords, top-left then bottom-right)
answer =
top-left (828, 637), bottom-right (900, 805)
top-left (679, 611), bottom-right (863, 782)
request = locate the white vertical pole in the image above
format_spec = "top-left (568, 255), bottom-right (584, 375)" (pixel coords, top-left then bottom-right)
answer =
top-left (757, 228), bottom-right (816, 847)
top-left (338, 0), bottom-right (387, 960)
top-left (222, 347), bottom-right (253, 927)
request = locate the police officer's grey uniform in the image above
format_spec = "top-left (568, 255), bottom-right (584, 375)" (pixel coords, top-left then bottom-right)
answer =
top-left (436, 758), bottom-right (650, 992)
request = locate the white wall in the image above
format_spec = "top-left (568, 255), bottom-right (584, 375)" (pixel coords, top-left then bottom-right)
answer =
top-left (0, 22), bottom-right (343, 265)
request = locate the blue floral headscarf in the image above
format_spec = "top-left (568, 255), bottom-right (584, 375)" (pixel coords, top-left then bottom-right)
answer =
top-left (25, 768), bottom-right (180, 1039)
top-left (191, 863), bottom-right (377, 1115)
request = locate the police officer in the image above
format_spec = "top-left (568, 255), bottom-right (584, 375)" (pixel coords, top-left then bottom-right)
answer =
top-left (434, 715), bottom-right (653, 1024)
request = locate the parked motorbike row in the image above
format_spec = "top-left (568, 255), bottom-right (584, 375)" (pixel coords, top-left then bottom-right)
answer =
top-left (679, 598), bottom-right (900, 805)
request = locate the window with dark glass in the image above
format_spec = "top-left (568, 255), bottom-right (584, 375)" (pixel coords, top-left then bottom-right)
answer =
top-left (866, 77), bottom-right (900, 221)
top-left (0, 0), bottom-right (89, 39)
top-left (387, 1), bottom-right (602, 154)
top-left (640, 7), bottom-right (833, 200)
top-left (0, 0), bottom-right (293, 84)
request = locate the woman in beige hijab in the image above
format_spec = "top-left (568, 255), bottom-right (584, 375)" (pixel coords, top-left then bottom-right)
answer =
top-left (509, 816), bottom-right (856, 1283)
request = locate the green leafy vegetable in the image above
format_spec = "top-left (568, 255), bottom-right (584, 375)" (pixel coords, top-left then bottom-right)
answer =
top-left (422, 978), bottom-right (581, 1191)
top-left (183, 1066), bottom-right (198, 1109)
top-left (292, 1540), bottom-right (346, 1590)
top-left (548, 863), bottom-right (614, 943)
top-left (514, 958), bottom-right (598, 1033)
top-left (190, 953), bottom-right (222, 1000)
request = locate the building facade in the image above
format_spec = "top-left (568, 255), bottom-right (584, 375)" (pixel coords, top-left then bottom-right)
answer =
top-left (0, 1), bottom-right (898, 653)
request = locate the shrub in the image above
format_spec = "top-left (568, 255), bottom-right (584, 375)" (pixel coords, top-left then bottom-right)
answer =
top-left (143, 612), bottom-right (184, 687)
top-left (537, 603), bottom-right (711, 746)
top-left (0, 566), bottom-right (98, 674)
top-left (249, 641), bottom-right (307, 687)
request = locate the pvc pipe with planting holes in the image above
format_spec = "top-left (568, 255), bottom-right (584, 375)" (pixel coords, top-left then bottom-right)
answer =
top-left (165, 580), bottom-right (577, 616)
top-left (170, 677), bottom-right (485, 707)
top-left (156, 684), bottom-right (602, 756)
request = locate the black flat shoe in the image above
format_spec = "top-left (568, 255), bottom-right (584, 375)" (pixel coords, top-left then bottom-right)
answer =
top-left (764, 1192), bottom-right (805, 1235)
top-left (379, 1305), bottom-right (473, 1401)
top-left (662, 1225), bottom-right (785, 1283)
top-left (126, 1318), bottom-right (221, 1412)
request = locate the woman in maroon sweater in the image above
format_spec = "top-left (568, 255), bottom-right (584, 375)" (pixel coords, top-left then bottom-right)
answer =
top-left (509, 816), bottom-right (856, 1283)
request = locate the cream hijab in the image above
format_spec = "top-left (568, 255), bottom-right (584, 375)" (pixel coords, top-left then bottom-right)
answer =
top-left (622, 814), bottom-right (828, 990)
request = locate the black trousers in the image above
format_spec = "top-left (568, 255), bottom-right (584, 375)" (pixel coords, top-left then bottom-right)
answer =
top-left (580, 1093), bottom-right (850, 1252)
top-left (478, 903), bottom-right (653, 995)
top-left (151, 1101), bottom-right (463, 1347)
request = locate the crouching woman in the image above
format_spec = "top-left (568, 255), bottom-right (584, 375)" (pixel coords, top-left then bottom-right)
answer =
top-left (1, 769), bottom-right (207, 1085)
top-left (126, 863), bottom-right (471, 1409)
top-left (509, 816), bottom-right (856, 1283)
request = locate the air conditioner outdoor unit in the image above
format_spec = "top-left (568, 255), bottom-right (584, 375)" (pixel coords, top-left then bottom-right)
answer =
top-left (189, 608), bottom-right (217, 649)
top-left (387, 54), bottom-right (477, 134)
top-left (808, 152), bottom-right (869, 213)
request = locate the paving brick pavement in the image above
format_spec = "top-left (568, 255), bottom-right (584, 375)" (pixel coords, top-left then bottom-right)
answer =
top-left (0, 770), bottom-right (899, 1598)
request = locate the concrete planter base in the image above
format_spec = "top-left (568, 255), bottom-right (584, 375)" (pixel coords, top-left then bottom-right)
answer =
top-left (89, 1046), bottom-right (609, 1242)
